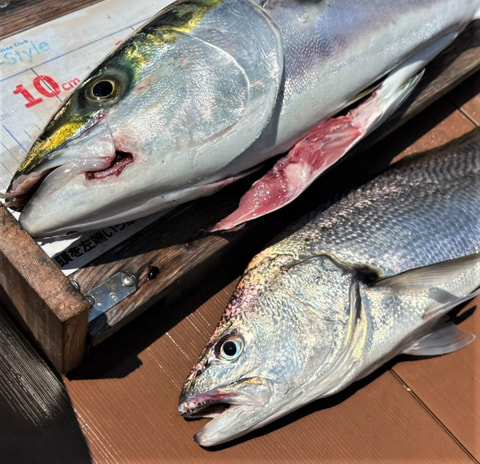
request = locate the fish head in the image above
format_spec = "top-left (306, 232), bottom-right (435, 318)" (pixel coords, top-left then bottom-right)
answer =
top-left (6, 50), bottom-right (140, 236)
top-left (6, 32), bottom-right (228, 237)
top-left (6, 0), bottom-right (283, 238)
top-left (179, 252), bottom-right (358, 446)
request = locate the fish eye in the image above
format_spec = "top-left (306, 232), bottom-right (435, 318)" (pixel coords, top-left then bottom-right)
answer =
top-left (84, 75), bottom-right (122, 104)
top-left (92, 80), bottom-right (115, 98)
top-left (216, 334), bottom-right (244, 361)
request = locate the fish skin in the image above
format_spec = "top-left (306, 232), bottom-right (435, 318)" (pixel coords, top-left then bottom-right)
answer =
top-left (6, 0), bottom-right (480, 237)
top-left (178, 130), bottom-right (480, 447)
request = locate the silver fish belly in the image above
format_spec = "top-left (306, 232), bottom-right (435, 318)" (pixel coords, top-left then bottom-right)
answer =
top-left (5, 0), bottom-right (480, 237)
top-left (178, 130), bottom-right (480, 446)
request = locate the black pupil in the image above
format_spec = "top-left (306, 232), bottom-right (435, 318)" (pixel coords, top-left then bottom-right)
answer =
top-left (223, 341), bottom-right (237, 357)
top-left (93, 80), bottom-right (114, 98)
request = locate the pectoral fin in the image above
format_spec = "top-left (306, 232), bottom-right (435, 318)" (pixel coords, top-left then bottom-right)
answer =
top-left (403, 321), bottom-right (475, 356)
top-left (376, 252), bottom-right (480, 318)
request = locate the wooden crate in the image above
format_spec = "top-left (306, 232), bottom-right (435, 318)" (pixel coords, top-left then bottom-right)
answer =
top-left (1, 21), bottom-right (479, 373)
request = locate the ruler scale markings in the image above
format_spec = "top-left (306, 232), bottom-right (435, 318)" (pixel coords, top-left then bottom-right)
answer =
top-left (2, 125), bottom-right (27, 153)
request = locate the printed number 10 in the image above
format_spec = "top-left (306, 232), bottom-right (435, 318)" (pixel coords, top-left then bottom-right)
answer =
top-left (13, 75), bottom-right (80, 108)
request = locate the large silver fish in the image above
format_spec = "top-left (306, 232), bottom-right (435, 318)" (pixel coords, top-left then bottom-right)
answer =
top-left (178, 131), bottom-right (480, 447)
top-left (5, 0), bottom-right (480, 237)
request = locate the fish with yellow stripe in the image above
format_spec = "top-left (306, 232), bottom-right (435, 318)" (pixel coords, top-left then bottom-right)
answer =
top-left (5, 0), bottom-right (480, 237)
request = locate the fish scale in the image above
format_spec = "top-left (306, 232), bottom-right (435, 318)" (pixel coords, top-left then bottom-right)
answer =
top-left (272, 136), bottom-right (480, 277)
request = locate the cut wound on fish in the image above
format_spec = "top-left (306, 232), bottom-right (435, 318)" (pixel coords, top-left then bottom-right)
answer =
top-left (212, 51), bottom-right (437, 231)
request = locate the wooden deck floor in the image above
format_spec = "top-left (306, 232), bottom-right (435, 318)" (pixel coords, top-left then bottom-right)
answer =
top-left (1, 2), bottom-right (479, 463)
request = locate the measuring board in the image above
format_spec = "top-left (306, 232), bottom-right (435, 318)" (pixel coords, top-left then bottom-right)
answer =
top-left (0, 0), bottom-right (173, 274)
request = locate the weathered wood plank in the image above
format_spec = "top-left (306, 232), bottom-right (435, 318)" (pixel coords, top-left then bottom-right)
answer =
top-left (0, 206), bottom-right (90, 371)
top-left (0, 0), bottom-right (102, 40)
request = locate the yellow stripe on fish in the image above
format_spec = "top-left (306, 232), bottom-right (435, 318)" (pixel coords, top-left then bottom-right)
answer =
top-left (17, 104), bottom-right (84, 175)
top-left (124, 0), bottom-right (224, 76)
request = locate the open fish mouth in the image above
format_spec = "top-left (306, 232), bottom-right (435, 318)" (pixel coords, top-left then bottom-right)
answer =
top-left (178, 388), bottom-right (240, 419)
top-left (178, 377), bottom-right (275, 446)
top-left (179, 387), bottom-right (258, 446)
top-left (179, 376), bottom-right (272, 418)
top-left (178, 377), bottom-right (271, 413)
top-left (5, 150), bottom-right (134, 211)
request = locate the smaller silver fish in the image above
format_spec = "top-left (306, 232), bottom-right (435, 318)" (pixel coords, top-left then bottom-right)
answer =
top-left (178, 131), bottom-right (480, 447)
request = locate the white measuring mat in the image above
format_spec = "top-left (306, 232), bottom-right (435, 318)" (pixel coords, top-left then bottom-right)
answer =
top-left (0, 0), bottom-right (173, 274)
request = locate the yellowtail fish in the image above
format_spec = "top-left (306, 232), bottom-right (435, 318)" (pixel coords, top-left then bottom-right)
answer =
top-left (5, 0), bottom-right (480, 237)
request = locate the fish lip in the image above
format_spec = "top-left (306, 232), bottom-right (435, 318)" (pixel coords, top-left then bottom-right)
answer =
top-left (5, 149), bottom-right (134, 211)
top-left (179, 377), bottom-right (269, 418)
top-left (85, 150), bottom-right (134, 180)
top-left (178, 388), bottom-right (239, 419)
top-left (4, 169), bottom-right (54, 210)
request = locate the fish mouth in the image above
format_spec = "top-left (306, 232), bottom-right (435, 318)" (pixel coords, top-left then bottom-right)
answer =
top-left (5, 150), bottom-right (134, 211)
top-left (178, 377), bottom-right (274, 447)
top-left (3, 170), bottom-right (50, 210)
top-left (85, 150), bottom-right (133, 180)
top-left (178, 388), bottom-right (240, 419)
